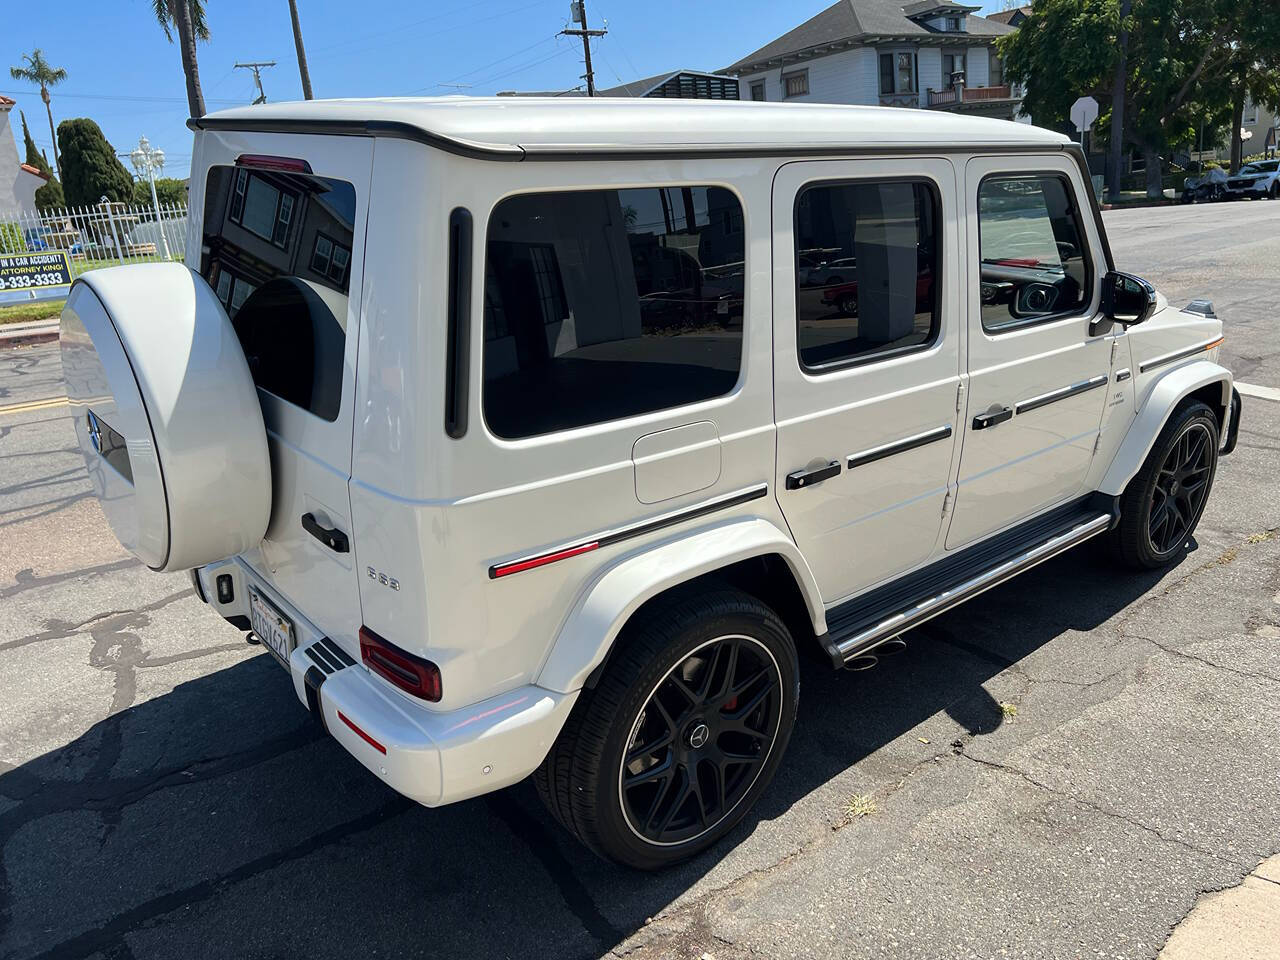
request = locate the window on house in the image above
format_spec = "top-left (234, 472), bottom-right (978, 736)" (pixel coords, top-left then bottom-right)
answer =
top-left (1243, 100), bottom-right (1259, 125)
top-left (879, 52), bottom-right (916, 95)
top-left (977, 175), bottom-right (1091, 331)
top-left (310, 233), bottom-right (352, 286)
top-left (750, 81), bottom-right (766, 101)
top-left (794, 179), bottom-right (940, 370)
top-left (943, 51), bottom-right (966, 85)
top-left (232, 172), bottom-right (298, 250)
top-left (946, 15), bottom-right (963, 31)
top-left (482, 186), bottom-right (745, 439)
top-left (783, 70), bottom-right (809, 98)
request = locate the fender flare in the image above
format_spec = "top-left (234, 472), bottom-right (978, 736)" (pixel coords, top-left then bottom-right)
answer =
top-left (535, 517), bottom-right (825, 694)
top-left (1099, 359), bottom-right (1232, 497)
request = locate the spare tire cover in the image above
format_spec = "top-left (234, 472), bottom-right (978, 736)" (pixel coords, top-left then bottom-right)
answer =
top-left (60, 262), bottom-right (271, 571)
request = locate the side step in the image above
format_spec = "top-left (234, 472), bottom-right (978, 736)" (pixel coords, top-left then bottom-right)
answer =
top-left (822, 497), bottom-right (1117, 667)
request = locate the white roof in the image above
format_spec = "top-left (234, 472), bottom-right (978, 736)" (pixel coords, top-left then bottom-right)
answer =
top-left (197, 96), bottom-right (1069, 159)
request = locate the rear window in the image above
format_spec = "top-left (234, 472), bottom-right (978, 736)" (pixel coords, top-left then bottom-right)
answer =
top-left (482, 186), bottom-right (745, 440)
top-left (200, 164), bottom-right (357, 422)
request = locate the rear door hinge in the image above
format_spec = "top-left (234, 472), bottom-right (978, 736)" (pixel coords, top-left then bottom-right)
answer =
top-left (1093, 433), bottom-right (1103, 454)
top-left (956, 381), bottom-right (966, 413)
top-left (941, 490), bottom-right (954, 517)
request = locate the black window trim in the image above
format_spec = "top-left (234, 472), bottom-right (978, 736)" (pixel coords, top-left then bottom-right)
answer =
top-left (792, 174), bottom-right (945, 377)
top-left (478, 182), bottom-right (750, 444)
top-left (976, 169), bottom-right (1097, 335)
top-left (782, 69), bottom-right (809, 99)
top-left (446, 207), bottom-right (473, 439)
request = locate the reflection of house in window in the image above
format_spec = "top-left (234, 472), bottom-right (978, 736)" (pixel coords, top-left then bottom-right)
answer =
top-left (230, 168), bottom-right (297, 249)
top-left (310, 233), bottom-right (351, 285)
top-left (483, 242), bottom-right (568, 341)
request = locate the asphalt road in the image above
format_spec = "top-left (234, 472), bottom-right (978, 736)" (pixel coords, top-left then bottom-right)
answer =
top-left (1, 200), bottom-right (1278, 960)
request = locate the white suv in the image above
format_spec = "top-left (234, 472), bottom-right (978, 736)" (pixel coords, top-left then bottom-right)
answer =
top-left (61, 98), bottom-right (1241, 869)
top-left (1226, 159), bottom-right (1280, 200)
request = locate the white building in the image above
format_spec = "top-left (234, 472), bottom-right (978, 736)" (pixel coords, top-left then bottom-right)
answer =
top-left (720, 0), bottom-right (1022, 121)
top-left (0, 95), bottom-right (51, 218)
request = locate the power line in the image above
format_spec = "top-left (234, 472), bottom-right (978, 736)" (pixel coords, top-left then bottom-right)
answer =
top-left (0, 87), bottom-right (242, 106)
top-left (407, 33), bottom-right (561, 94)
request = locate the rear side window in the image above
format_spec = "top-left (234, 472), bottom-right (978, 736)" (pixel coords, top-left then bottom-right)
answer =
top-left (794, 180), bottom-right (940, 370)
top-left (977, 175), bottom-right (1090, 331)
top-left (200, 165), bottom-right (357, 421)
top-left (482, 186), bottom-right (745, 440)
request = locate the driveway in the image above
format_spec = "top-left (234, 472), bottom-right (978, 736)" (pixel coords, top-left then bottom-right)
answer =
top-left (1, 200), bottom-right (1278, 960)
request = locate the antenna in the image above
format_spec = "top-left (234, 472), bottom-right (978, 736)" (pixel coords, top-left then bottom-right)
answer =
top-left (234, 61), bottom-right (278, 105)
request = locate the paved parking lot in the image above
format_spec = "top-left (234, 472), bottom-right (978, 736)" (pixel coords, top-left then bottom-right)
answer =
top-left (1, 200), bottom-right (1278, 960)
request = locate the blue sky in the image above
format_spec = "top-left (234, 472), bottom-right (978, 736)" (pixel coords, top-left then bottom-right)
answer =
top-left (4, 0), bottom-right (1005, 182)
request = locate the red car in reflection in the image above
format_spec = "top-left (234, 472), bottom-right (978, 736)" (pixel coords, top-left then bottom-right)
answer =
top-left (820, 268), bottom-right (935, 317)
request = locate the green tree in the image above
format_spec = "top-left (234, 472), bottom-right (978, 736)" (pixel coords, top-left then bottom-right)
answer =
top-left (19, 110), bottom-right (65, 210)
top-left (8, 49), bottom-right (68, 182)
top-left (132, 177), bottom-right (187, 207)
top-left (57, 118), bottom-right (135, 207)
top-left (149, 1), bottom-right (210, 118)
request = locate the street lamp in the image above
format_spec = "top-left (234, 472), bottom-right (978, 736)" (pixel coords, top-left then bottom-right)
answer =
top-left (129, 135), bottom-right (171, 260)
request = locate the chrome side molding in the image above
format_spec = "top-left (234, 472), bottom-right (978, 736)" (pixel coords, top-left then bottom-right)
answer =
top-left (1015, 375), bottom-right (1109, 417)
top-left (846, 424), bottom-right (953, 470)
top-left (831, 512), bottom-right (1113, 663)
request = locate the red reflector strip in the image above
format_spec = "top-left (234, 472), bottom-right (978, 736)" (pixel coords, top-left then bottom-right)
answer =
top-left (337, 711), bottom-right (386, 754)
top-left (490, 541), bottom-right (599, 579)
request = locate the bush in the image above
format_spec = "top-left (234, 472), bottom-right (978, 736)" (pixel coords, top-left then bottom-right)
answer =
top-left (57, 118), bottom-right (135, 207)
top-left (0, 222), bottom-right (26, 255)
top-left (132, 177), bottom-right (187, 208)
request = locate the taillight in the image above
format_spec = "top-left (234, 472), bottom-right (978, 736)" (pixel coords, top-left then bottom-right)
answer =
top-left (359, 626), bottom-right (441, 702)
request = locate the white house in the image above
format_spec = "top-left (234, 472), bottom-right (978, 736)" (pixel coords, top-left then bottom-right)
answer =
top-left (719, 0), bottom-right (1022, 120)
top-left (0, 95), bottom-right (50, 218)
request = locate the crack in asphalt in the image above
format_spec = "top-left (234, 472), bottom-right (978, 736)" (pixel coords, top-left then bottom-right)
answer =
top-left (0, 589), bottom-right (193, 654)
top-left (956, 751), bottom-right (1248, 869)
top-left (1133, 633), bottom-right (1280, 684)
top-left (0, 558), bottom-right (139, 601)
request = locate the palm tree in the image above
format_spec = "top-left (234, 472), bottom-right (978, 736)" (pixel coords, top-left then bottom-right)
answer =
top-left (9, 49), bottom-right (68, 183)
top-left (151, 0), bottom-right (210, 118)
top-left (288, 0), bottom-right (314, 100)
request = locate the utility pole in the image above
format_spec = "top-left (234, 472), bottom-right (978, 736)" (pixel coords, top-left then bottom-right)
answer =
top-left (561, 0), bottom-right (606, 96)
top-left (287, 0), bottom-right (314, 100)
top-left (235, 61), bottom-right (278, 105)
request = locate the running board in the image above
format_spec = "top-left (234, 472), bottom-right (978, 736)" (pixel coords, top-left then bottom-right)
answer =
top-left (822, 499), bottom-right (1116, 667)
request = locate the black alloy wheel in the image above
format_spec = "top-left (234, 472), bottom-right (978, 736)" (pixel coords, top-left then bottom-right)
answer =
top-left (1111, 401), bottom-right (1219, 569)
top-left (619, 634), bottom-right (783, 846)
top-left (1147, 421), bottom-right (1214, 555)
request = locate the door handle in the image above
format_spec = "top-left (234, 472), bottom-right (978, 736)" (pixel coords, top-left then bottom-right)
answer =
top-left (972, 406), bottom-right (1013, 430)
top-left (786, 460), bottom-right (842, 490)
top-left (301, 513), bottom-right (350, 553)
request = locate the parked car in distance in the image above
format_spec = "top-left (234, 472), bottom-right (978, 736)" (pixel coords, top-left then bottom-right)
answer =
top-left (61, 98), bottom-right (1241, 870)
top-left (1225, 159), bottom-right (1280, 200)
top-left (802, 256), bottom-right (858, 288)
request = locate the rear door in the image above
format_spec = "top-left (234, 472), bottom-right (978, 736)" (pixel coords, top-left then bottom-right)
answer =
top-left (947, 154), bottom-right (1111, 549)
top-left (189, 133), bottom-right (373, 644)
top-left (772, 157), bottom-right (963, 605)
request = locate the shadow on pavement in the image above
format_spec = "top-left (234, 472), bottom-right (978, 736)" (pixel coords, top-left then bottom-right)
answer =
top-left (0, 541), bottom-right (1187, 960)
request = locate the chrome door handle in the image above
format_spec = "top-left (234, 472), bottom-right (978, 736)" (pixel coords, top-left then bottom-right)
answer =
top-left (301, 513), bottom-right (349, 553)
top-left (786, 460), bottom-right (841, 490)
top-left (972, 406), bottom-right (1013, 430)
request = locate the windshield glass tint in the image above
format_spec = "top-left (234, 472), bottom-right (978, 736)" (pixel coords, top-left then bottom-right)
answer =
top-left (201, 165), bottom-right (356, 421)
top-left (482, 186), bottom-right (745, 440)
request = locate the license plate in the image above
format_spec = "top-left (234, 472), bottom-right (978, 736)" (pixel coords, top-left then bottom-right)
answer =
top-left (249, 587), bottom-right (295, 667)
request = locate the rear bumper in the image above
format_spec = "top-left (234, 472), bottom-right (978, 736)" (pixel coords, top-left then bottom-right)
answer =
top-left (196, 560), bottom-right (578, 807)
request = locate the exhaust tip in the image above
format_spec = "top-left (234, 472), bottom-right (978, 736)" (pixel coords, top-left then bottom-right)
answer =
top-left (876, 637), bottom-right (908, 657)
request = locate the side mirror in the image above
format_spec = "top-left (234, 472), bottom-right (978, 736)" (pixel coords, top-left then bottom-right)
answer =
top-left (1103, 270), bottom-right (1158, 327)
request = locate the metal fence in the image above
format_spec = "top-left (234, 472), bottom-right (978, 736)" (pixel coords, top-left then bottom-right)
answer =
top-left (1, 201), bottom-right (189, 304)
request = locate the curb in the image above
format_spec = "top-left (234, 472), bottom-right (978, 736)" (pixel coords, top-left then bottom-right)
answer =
top-left (0, 319), bottom-right (60, 349)
top-left (0, 331), bottom-right (59, 348)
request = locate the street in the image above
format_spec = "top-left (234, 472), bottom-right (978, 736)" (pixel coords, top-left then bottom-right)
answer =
top-left (1, 199), bottom-right (1278, 960)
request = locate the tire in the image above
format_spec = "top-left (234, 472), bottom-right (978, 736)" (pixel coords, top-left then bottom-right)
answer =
top-left (1271, 183), bottom-right (1279, 200)
top-left (837, 293), bottom-right (858, 316)
top-left (535, 588), bottom-right (799, 869)
top-left (1110, 401), bottom-right (1219, 570)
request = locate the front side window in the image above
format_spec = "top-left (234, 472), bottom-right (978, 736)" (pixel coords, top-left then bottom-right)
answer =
top-left (483, 186), bottom-right (745, 439)
top-left (201, 164), bottom-right (359, 421)
top-left (794, 179), bottom-right (940, 370)
top-left (977, 174), bottom-right (1091, 331)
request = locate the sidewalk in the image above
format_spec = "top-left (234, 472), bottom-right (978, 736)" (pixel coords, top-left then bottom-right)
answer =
top-left (0, 316), bottom-right (60, 347)
top-left (1159, 855), bottom-right (1280, 959)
